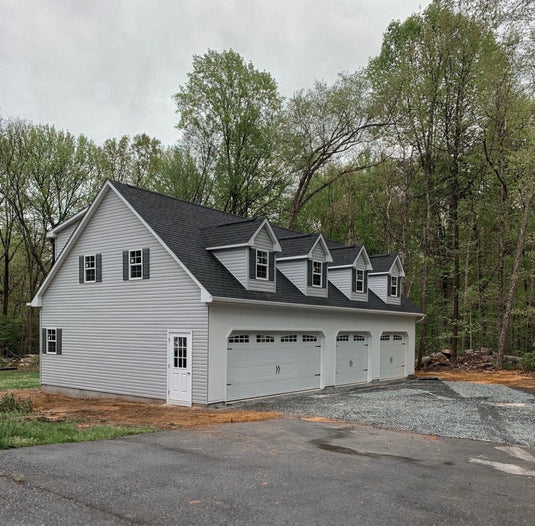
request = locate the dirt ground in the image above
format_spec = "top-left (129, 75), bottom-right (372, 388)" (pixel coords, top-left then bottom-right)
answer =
top-left (10, 388), bottom-right (282, 430)
top-left (415, 369), bottom-right (535, 392)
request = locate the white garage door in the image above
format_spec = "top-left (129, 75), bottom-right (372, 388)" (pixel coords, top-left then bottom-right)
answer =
top-left (380, 333), bottom-right (406, 379)
top-left (227, 333), bottom-right (321, 401)
top-left (335, 333), bottom-right (369, 385)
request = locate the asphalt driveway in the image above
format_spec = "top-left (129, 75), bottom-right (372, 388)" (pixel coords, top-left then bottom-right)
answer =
top-left (1, 419), bottom-right (535, 525)
top-left (232, 378), bottom-right (535, 447)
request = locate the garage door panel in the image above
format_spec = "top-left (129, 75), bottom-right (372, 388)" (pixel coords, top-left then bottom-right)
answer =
top-left (227, 334), bottom-right (321, 401)
top-left (336, 334), bottom-right (369, 386)
top-left (380, 335), bottom-right (406, 379)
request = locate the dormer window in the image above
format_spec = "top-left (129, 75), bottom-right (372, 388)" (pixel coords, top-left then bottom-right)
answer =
top-left (356, 269), bottom-right (365, 292)
top-left (312, 261), bottom-right (323, 287)
top-left (256, 250), bottom-right (269, 280)
top-left (390, 276), bottom-right (398, 297)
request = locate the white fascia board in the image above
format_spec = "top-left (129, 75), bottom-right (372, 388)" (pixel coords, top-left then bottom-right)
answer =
top-left (394, 256), bottom-right (406, 277)
top-left (46, 207), bottom-right (88, 238)
top-left (110, 184), bottom-right (212, 303)
top-left (249, 218), bottom-right (282, 252)
top-left (356, 246), bottom-right (373, 270)
top-left (30, 184), bottom-right (111, 307)
top-left (205, 243), bottom-right (249, 251)
top-left (308, 234), bottom-right (333, 263)
top-left (210, 296), bottom-right (421, 317)
top-left (277, 255), bottom-right (308, 262)
top-left (328, 264), bottom-right (352, 270)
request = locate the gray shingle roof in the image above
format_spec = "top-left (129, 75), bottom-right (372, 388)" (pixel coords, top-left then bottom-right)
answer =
top-left (200, 217), bottom-right (265, 248)
top-left (278, 234), bottom-right (320, 258)
top-left (110, 182), bottom-right (421, 314)
top-left (370, 254), bottom-right (398, 274)
top-left (330, 245), bottom-right (364, 267)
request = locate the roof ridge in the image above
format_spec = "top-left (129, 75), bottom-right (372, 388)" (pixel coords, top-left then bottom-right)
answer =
top-left (109, 180), bottom-right (246, 221)
top-left (278, 232), bottom-right (318, 241)
top-left (202, 217), bottom-right (262, 230)
top-left (330, 244), bottom-right (360, 251)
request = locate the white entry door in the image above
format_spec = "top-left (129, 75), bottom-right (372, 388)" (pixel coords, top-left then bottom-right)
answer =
top-left (168, 332), bottom-right (192, 406)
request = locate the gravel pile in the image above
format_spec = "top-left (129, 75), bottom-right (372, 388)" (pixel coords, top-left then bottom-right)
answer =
top-left (233, 379), bottom-right (535, 447)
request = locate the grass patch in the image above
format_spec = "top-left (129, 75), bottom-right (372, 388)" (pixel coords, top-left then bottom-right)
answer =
top-left (0, 370), bottom-right (40, 391)
top-left (0, 414), bottom-right (153, 449)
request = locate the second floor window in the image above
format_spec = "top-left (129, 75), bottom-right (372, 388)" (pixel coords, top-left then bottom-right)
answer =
top-left (390, 276), bottom-right (398, 297)
top-left (84, 255), bottom-right (96, 282)
top-left (355, 269), bottom-right (365, 292)
top-left (312, 261), bottom-right (323, 287)
top-left (129, 249), bottom-right (143, 279)
top-left (256, 250), bottom-right (268, 280)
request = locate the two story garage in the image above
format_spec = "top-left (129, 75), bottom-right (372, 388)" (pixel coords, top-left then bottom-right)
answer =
top-left (31, 181), bottom-right (422, 406)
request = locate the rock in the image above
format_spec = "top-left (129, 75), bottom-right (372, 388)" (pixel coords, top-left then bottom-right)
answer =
top-left (504, 355), bottom-right (522, 365)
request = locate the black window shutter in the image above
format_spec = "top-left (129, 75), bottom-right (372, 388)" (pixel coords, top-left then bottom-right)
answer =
top-left (41, 328), bottom-right (47, 354)
top-left (249, 248), bottom-right (256, 280)
top-left (79, 256), bottom-right (84, 283)
top-left (364, 271), bottom-right (368, 293)
top-left (142, 248), bottom-right (150, 279)
top-left (387, 275), bottom-right (392, 296)
top-left (96, 253), bottom-right (102, 282)
top-left (56, 329), bottom-right (62, 355)
top-left (398, 277), bottom-right (402, 297)
top-left (307, 260), bottom-right (313, 287)
top-left (269, 252), bottom-right (275, 281)
top-left (352, 268), bottom-right (357, 292)
top-left (122, 251), bottom-right (129, 280)
top-left (322, 262), bottom-right (327, 288)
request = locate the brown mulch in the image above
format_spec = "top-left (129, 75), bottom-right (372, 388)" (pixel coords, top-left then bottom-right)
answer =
top-left (9, 389), bottom-right (282, 430)
top-left (415, 369), bottom-right (535, 393)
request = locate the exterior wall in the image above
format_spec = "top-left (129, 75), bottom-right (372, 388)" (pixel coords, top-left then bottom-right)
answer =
top-left (328, 268), bottom-right (351, 299)
top-left (213, 247), bottom-right (248, 289)
top-left (278, 259), bottom-right (307, 295)
top-left (310, 242), bottom-right (325, 260)
top-left (54, 219), bottom-right (81, 259)
top-left (368, 275), bottom-right (387, 302)
top-left (352, 256), bottom-right (369, 302)
top-left (387, 262), bottom-right (402, 305)
top-left (40, 189), bottom-right (209, 403)
top-left (207, 301), bottom-right (416, 403)
top-left (248, 227), bottom-right (276, 293)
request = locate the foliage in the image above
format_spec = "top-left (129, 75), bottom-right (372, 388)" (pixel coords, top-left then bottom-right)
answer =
top-left (0, 371), bottom-right (40, 390)
top-left (0, 392), bottom-right (32, 413)
top-left (0, 414), bottom-right (153, 449)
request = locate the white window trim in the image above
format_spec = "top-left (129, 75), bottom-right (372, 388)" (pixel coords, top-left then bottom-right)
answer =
top-left (255, 249), bottom-right (269, 281)
top-left (129, 248), bottom-right (143, 280)
top-left (355, 269), bottom-right (365, 292)
top-left (390, 276), bottom-right (398, 297)
top-left (312, 260), bottom-right (323, 288)
top-left (84, 254), bottom-right (96, 283)
top-left (46, 328), bottom-right (57, 355)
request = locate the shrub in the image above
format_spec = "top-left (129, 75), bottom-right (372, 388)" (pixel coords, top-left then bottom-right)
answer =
top-left (522, 352), bottom-right (535, 371)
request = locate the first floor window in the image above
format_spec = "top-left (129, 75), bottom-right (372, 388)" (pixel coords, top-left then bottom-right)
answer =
top-left (85, 255), bottom-right (96, 282)
top-left (129, 249), bottom-right (142, 279)
top-left (355, 269), bottom-right (365, 292)
top-left (256, 250), bottom-right (268, 280)
top-left (390, 276), bottom-right (398, 297)
top-left (42, 328), bottom-right (62, 355)
top-left (312, 261), bottom-right (323, 287)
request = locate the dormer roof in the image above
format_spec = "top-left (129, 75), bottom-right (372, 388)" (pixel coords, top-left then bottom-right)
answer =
top-left (278, 233), bottom-right (333, 263)
top-left (370, 254), bottom-right (405, 276)
top-left (330, 245), bottom-right (373, 270)
top-left (201, 217), bottom-right (281, 252)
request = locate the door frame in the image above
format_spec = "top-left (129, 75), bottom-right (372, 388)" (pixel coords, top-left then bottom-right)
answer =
top-left (167, 330), bottom-right (193, 406)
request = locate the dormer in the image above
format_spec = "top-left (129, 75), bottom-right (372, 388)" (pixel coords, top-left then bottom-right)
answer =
top-left (47, 208), bottom-right (87, 261)
top-left (277, 234), bottom-right (333, 298)
top-left (368, 254), bottom-right (405, 305)
top-left (201, 217), bottom-right (281, 293)
top-left (328, 245), bottom-right (373, 302)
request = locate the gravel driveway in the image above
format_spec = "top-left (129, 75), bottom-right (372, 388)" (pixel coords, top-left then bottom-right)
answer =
top-left (232, 378), bottom-right (535, 447)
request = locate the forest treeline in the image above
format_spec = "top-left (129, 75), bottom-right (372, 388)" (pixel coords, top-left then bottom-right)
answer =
top-left (1, 0), bottom-right (534, 367)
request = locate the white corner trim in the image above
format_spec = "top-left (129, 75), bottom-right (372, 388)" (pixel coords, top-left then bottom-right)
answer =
top-left (250, 218), bottom-right (282, 252)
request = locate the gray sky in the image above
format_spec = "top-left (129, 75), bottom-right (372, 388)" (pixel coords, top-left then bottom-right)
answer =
top-left (0, 0), bottom-right (427, 146)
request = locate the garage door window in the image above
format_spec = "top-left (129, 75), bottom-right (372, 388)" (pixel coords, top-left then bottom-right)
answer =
top-left (336, 334), bottom-right (349, 342)
top-left (229, 335), bottom-right (250, 344)
top-left (302, 335), bottom-right (317, 342)
top-left (380, 334), bottom-right (391, 341)
top-left (281, 335), bottom-right (297, 342)
top-left (354, 334), bottom-right (366, 341)
top-left (393, 334), bottom-right (403, 341)
top-left (256, 335), bottom-right (275, 343)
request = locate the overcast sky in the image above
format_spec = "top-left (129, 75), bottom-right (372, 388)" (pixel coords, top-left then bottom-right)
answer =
top-left (0, 0), bottom-right (428, 146)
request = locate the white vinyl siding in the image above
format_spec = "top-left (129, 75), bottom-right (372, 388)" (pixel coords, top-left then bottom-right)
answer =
top-left (368, 275), bottom-right (388, 303)
top-left (213, 247), bottom-right (249, 289)
top-left (278, 259), bottom-right (307, 295)
top-left (54, 220), bottom-right (81, 259)
top-left (40, 189), bottom-right (209, 403)
top-left (249, 227), bottom-right (276, 293)
top-left (353, 257), bottom-right (368, 302)
top-left (310, 242), bottom-right (325, 260)
top-left (328, 268), bottom-right (352, 299)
